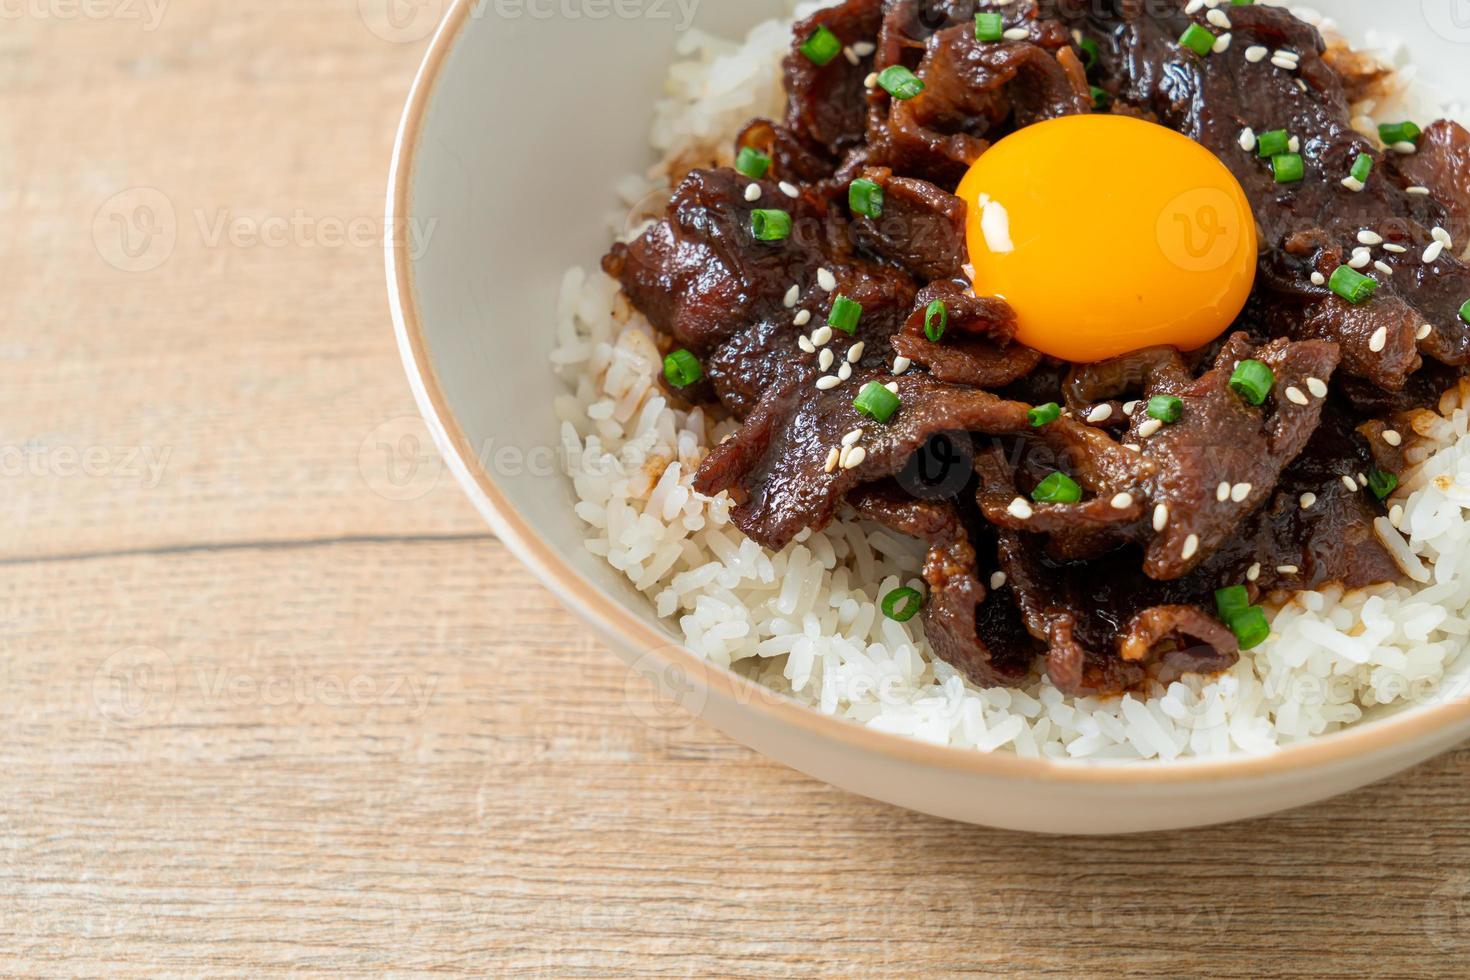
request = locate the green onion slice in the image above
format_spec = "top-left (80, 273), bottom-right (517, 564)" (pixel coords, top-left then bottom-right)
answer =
top-left (1229, 359), bottom-right (1275, 406)
top-left (751, 209), bottom-right (792, 242)
top-left (1090, 86), bottom-right (1110, 111)
top-left (1349, 153), bottom-right (1373, 183)
top-left (1078, 36), bottom-right (1100, 70)
top-left (1229, 606), bottom-right (1271, 650)
top-left (1329, 265), bottom-right (1378, 304)
top-left (1272, 152), bottom-right (1304, 183)
top-left (1146, 395), bottom-right (1183, 423)
top-left (1458, 299), bottom-right (1470, 325)
top-left (663, 349), bottom-right (702, 388)
top-left (877, 65), bottom-right (925, 100)
top-left (735, 146), bottom-right (771, 180)
top-left (1215, 585), bottom-right (1251, 622)
top-left (828, 295), bottom-right (863, 334)
top-left (1032, 471), bottom-right (1083, 504)
top-left (1027, 402), bottom-right (1061, 427)
top-left (881, 586), bottom-right (924, 622)
top-left (1179, 23), bottom-right (1215, 57)
top-left (853, 381), bottom-right (900, 422)
top-left (1378, 121), bottom-right (1421, 146)
top-left (974, 12), bottom-right (1003, 41)
top-left (924, 299), bottom-right (947, 342)
top-left (1256, 129), bottom-right (1290, 158)
top-left (849, 178), bottom-right (884, 218)
top-left (1367, 470), bottom-right (1399, 501)
top-left (799, 25), bottom-right (842, 66)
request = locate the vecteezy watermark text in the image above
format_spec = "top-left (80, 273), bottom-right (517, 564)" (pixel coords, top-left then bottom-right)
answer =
top-left (0, 0), bottom-right (167, 29)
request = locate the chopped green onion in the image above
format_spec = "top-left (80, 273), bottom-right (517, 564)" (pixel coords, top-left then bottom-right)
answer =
top-left (877, 65), bottom-right (925, 100)
top-left (1329, 264), bottom-right (1378, 304)
top-left (881, 586), bottom-right (923, 622)
top-left (1214, 585), bottom-right (1251, 623)
top-left (1032, 472), bottom-right (1083, 504)
top-left (853, 381), bottom-right (900, 423)
top-left (1367, 470), bottom-right (1399, 501)
top-left (1256, 129), bottom-right (1290, 158)
top-left (751, 209), bottom-right (791, 242)
top-left (1179, 23), bottom-right (1215, 57)
top-left (1230, 0), bottom-right (1253, 5)
top-left (1378, 120), bottom-right (1421, 146)
top-left (735, 147), bottom-right (771, 180)
top-left (1272, 153), bottom-right (1304, 183)
top-left (1090, 86), bottom-right (1110, 111)
top-left (924, 299), bottom-right (947, 342)
top-left (1458, 298), bottom-right (1470, 325)
top-left (1146, 395), bottom-right (1183, 423)
top-left (849, 178), bottom-right (884, 218)
top-left (799, 25), bottom-right (842, 66)
top-left (663, 349), bottom-right (702, 388)
top-left (828, 295), bottom-right (863, 334)
top-left (1078, 37), bottom-right (1100, 69)
top-left (1349, 153), bottom-right (1373, 183)
top-left (974, 12), bottom-right (1004, 42)
top-left (1228, 606), bottom-right (1271, 650)
top-left (1229, 359), bottom-right (1275, 406)
top-left (1028, 402), bottom-right (1061, 427)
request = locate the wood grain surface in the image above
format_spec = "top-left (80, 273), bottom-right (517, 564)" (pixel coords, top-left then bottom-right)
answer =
top-left (3, 2), bottom-right (1470, 976)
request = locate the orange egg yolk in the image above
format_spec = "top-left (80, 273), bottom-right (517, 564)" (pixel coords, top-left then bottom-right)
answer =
top-left (955, 114), bottom-right (1258, 364)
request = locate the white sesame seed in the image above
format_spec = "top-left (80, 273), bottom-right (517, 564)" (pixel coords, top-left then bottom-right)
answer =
top-left (1185, 0), bottom-right (1204, 13)
top-left (798, 336), bottom-right (816, 354)
top-left (1424, 241), bottom-right (1446, 264)
top-left (1433, 226), bottom-right (1453, 247)
top-left (1300, 492), bottom-right (1317, 509)
top-left (744, 184), bottom-right (762, 202)
top-left (784, 284), bottom-right (800, 308)
top-left (1121, 401), bottom-right (1139, 416)
top-left (824, 447), bottom-right (841, 473)
top-left (864, 72), bottom-right (878, 89)
top-left (1212, 32), bottom-right (1232, 53)
top-left (1296, 79), bottom-right (1308, 93)
top-left (1311, 271), bottom-right (1327, 286)
top-left (1277, 565), bottom-right (1299, 575)
top-left (1374, 260), bottom-right (1394, 276)
top-left (793, 311), bottom-right (812, 329)
top-left (1124, 443), bottom-right (1142, 453)
top-left (1238, 127), bottom-right (1257, 152)
top-left (1206, 8), bottom-right (1230, 27)
top-left (779, 181), bottom-right (800, 198)
top-left (884, 382), bottom-right (898, 394)
top-left (1245, 45), bottom-right (1268, 63)
top-left (842, 428), bottom-right (864, 447)
top-left (1359, 472), bottom-right (1368, 486)
top-left (816, 375), bottom-right (841, 391)
top-left (1417, 323), bottom-right (1433, 340)
top-left (1357, 229), bottom-right (1384, 245)
top-left (1285, 386), bottom-right (1309, 405)
top-left (1342, 475), bottom-right (1359, 492)
top-left (1182, 535), bottom-right (1200, 561)
top-left (1008, 498), bottom-right (1034, 520)
top-left (1306, 377), bottom-right (1328, 398)
top-left (811, 325), bottom-right (833, 346)
top-left (852, 41), bottom-right (876, 57)
top-left (1288, 136), bottom-right (1301, 154)
top-left (1153, 504), bottom-right (1169, 532)
top-left (1111, 493), bottom-right (1134, 510)
top-left (847, 341), bottom-right (865, 363)
top-left (892, 356), bottom-right (911, 375)
top-left (1086, 404), bottom-right (1113, 424)
top-left (1217, 482), bottom-right (1231, 503)
top-left (818, 348), bottom-right (835, 371)
top-left (843, 46), bottom-right (860, 66)
top-left (1246, 562), bottom-right (1261, 582)
top-left (1369, 326), bottom-right (1388, 352)
top-left (1231, 482), bottom-right (1252, 503)
top-left (1274, 48), bottom-right (1299, 61)
top-left (990, 572), bottom-right (1007, 590)
top-left (1383, 429), bottom-right (1402, 446)
top-left (1002, 27), bottom-right (1030, 40)
top-left (837, 362), bottom-right (853, 381)
top-left (1383, 243), bottom-right (1407, 253)
top-left (1407, 185), bottom-right (1431, 196)
top-left (1271, 54), bottom-right (1298, 70)
top-left (1390, 504), bottom-right (1405, 528)
top-left (817, 268), bottom-right (836, 291)
top-left (1392, 141), bottom-right (1418, 154)
top-left (842, 446), bottom-right (867, 470)
top-left (1349, 248), bottom-right (1372, 269)
top-left (1137, 418), bottom-right (1164, 438)
top-left (1341, 176), bottom-right (1366, 193)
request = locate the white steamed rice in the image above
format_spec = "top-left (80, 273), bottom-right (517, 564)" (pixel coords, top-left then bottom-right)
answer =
top-left (552, 2), bottom-right (1470, 762)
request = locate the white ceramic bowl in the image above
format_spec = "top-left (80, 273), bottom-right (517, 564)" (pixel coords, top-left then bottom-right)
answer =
top-left (389, 0), bottom-right (1470, 833)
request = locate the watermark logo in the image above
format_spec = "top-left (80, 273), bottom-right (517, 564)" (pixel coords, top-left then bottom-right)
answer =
top-left (621, 644), bottom-right (710, 733)
top-left (358, 0), bottom-right (446, 42)
top-left (1156, 186), bottom-right (1245, 273)
top-left (1423, 0), bottom-right (1470, 43)
top-left (359, 416), bottom-right (446, 502)
top-left (93, 187), bottom-right (177, 273)
top-left (92, 646), bottom-right (179, 727)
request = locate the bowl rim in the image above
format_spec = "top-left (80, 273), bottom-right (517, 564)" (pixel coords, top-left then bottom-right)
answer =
top-left (386, 0), bottom-right (1470, 786)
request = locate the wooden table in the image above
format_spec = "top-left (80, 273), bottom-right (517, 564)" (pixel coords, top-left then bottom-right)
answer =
top-left (4, 3), bottom-right (1469, 975)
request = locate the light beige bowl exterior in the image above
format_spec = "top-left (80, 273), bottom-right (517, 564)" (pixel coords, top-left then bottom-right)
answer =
top-left (388, 0), bottom-right (1470, 833)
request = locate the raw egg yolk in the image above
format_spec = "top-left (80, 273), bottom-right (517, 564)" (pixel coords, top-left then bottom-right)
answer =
top-left (956, 114), bottom-right (1257, 364)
